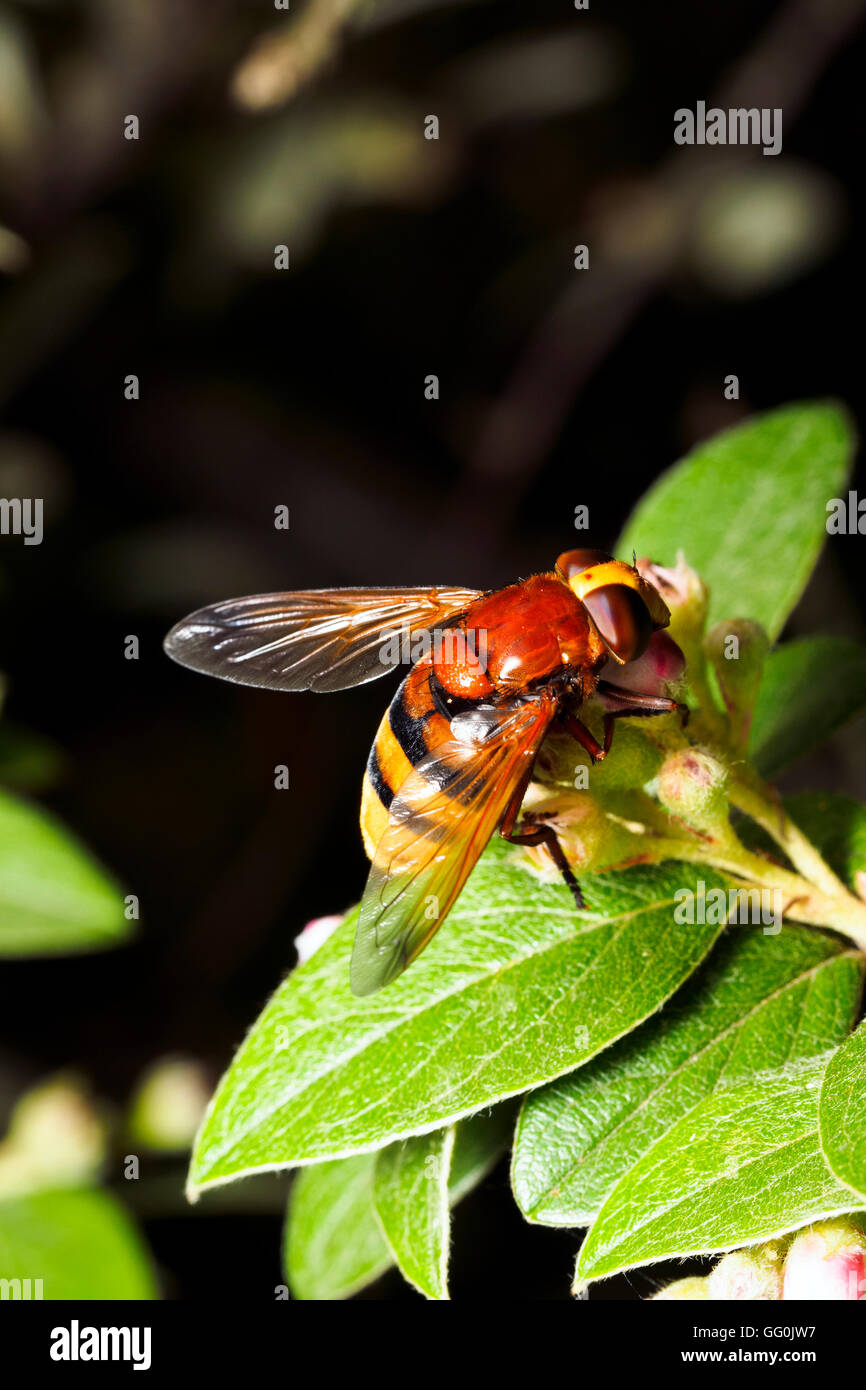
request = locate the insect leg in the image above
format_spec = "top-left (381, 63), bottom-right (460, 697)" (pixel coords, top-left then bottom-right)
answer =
top-left (557, 711), bottom-right (606, 763)
top-left (499, 763), bottom-right (585, 909)
top-left (594, 681), bottom-right (689, 756)
top-left (506, 823), bottom-right (586, 909)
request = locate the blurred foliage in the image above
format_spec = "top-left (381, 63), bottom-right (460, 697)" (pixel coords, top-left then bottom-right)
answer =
top-left (127, 1055), bottom-right (209, 1153)
top-left (200, 100), bottom-right (453, 271)
top-left (0, 1072), bottom-right (154, 1298)
top-left (0, 1188), bottom-right (157, 1299)
top-left (0, 1074), bottom-right (106, 1198)
top-left (0, 785), bottom-right (130, 956)
top-left (688, 163), bottom-right (844, 297)
top-left (440, 25), bottom-right (625, 125)
top-left (0, 1055), bottom-right (210, 1297)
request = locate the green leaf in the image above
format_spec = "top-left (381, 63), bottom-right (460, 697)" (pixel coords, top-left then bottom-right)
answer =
top-left (819, 1022), bottom-right (866, 1200)
top-left (0, 789), bottom-right (130, 956)
top-left (449, 1103), bottom-right (516, 1202)
top-left (285, 1107), bottom-right (512, 1300)
top-left (374, 1127), bottom-right (454, 1300)
top-left (575, 1059), bottom-right (863, 1284)
top-left (750, 638), bottom-right (866, 777)
top-left (190, 848), bottom-right (726, 1191)
top-left (285, 1153), bottom-right (392, 1301)
top-left (618, 402), bottom-right (854, 639)
top-left (513, 927), bottom-right (862, 1226)
top-left (0, 1188), bottom-right (157, 1299)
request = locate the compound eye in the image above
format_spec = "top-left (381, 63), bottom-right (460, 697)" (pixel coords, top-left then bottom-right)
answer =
top-left (583, 584), bottom-right (652, 663)
top-left (555, 548), bottom-right (614, 579)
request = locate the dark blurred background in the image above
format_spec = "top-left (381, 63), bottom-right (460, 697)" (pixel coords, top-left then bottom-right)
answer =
top-left (0, 0), bottom-right (864, 1299)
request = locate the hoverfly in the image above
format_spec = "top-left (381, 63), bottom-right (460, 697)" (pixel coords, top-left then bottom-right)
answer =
top-left (164, 549), bottom-right (682, 996)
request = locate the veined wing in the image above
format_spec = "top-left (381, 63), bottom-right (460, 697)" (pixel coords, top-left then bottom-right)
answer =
top-left (350, 692), bottom-right (559, 995)
top-left (163, 586), bottom-right (480, 693)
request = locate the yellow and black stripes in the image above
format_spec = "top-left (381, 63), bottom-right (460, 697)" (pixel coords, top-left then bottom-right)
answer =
top-left (360, 658), bottom-right (464, 859)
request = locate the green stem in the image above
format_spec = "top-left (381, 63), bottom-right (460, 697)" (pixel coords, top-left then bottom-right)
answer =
top-left (644, 827), bottom-right (866, 949)
top-left (727, 772), bottom-right (850, 899)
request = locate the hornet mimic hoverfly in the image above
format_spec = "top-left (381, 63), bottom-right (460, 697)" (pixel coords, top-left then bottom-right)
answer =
top-left (164, 549), bottom-right (683, 996)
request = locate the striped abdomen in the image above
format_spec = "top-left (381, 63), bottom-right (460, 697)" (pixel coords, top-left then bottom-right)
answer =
top-left (360, 656), bottom-right (453, 858)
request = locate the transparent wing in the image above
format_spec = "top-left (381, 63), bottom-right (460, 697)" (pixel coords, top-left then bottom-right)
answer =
top-left (350, 692), bottom-right (558, 995)
top-left (163, 586), bottom-right (480, 693)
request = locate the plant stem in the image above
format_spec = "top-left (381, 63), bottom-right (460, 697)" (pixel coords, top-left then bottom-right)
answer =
top-left (727, 772), bottom-right (850, 899)
top-left (642, 827), bottom-right (866, 950)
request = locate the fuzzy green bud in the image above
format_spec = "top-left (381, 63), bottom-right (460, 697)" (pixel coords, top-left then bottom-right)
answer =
top-left (704, 618), bottom-right (770, 751)
top-left (518, 787), bottom-right (641, 878)
top-left (535, 723), bottom-right (664, 795)
top-left (533, 730), bottom-right (589, 790)
top-left (655, 747), bottom-right (730, 835)
top-left (592, 722), bottom-right (666, 791)
top-left (708, 1241), bottom-right (787, 1300)
top-left (651, 1276), bottom-right (710, 1300)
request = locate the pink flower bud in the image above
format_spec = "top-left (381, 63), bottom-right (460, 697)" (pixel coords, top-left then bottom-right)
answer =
top-left (782, 1220), bottom-right (866, 1300)
top-left (636, 554), bottom-right (707, 619)
top-left (636, 557), bottom-right (708, 686)
top-left (598, 629), bottom-right (686, 702)
top-left (656, 747), bottom-right (729, 833)
top-left (294, 914), bottom-right (343, 964)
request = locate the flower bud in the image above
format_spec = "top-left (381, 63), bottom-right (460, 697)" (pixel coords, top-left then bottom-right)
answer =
top-left (782, 1218), bottom-right (866, 1300)
top-left (533, 729), bottom-right (589, 789)
top-left (708, 1242), bottom-right (786, 1300)
top-left (517, 788), bottom-right (638, 878)
top-left (651, 1276), bottom-right (709, 1300)
top-left (294, 913), bottom-right (343, 964)
top-left (656, 747), bottom-right (729, 835)
top-left (637, 554), bottom-right (715, 725)
top-left (1, 1075), bottom-right (106, 1194)
top-left (537, 723), bottom-right (665, 796)
top-left (128, 1057), bottom-right (210, 1152)
top-left (703, 618), bottom-right (770, 751)
top-left (596, 722), bottom-right (667, 791)
top-left (636, 554), bottom-right (708, 648)
top-left (599, 629), bottom-right (686, 699)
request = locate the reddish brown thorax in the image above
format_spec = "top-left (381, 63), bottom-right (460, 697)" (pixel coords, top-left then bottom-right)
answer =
top-left (432, 574), bottom-right (607, 699)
